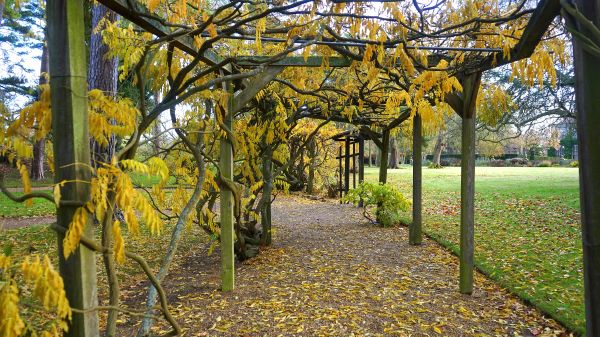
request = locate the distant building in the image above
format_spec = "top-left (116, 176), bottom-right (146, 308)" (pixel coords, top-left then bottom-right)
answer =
top-left (554, 118), bottom-right (578, 160)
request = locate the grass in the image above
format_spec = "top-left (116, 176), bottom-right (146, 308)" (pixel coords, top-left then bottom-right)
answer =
top-left (0, 191), bottom-right (55, 217)
top-left (0, 173), bottom-right (178, 218)
top-left (0, 166), bottom-right (585, 334)
top-left (364, 166), bottom-right (584, 335)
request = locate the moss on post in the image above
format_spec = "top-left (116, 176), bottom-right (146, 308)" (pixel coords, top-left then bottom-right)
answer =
top-left (220, 83), bottom-right (235, 292)
top-left (459, 72), bottom-right (482, 295)
top-left (47, 1), bottom-right (100, 336)
top-left (410, 114), bottom-right (423, 245)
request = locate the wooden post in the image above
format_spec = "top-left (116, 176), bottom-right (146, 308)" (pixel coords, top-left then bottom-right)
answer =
top-left (220, 83), bottom-right (235, 292)
top-left (358, 137), bottom-right (365, 207)
top-left (379, 130), bottom-right (390, 184)
top-left (338, 145), bottom-right (343, 202)
top-left (47, 1), bottom-right (99, 336)
top-left (344, 136), bottom-right (350, 193)
top-left (353, 141), bottom-right (357, 189)
top-left (358, 137), bottom-right (365, 184)
top-left (571, 1), bottom-right (600, 333)
top-left (410, 114), bottom-right (423, 245)
top-left (459, 72), bottom-right (482, 295)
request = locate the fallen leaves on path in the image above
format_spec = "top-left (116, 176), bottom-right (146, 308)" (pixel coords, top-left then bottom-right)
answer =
top-left (119, 196), bottom-right (570, 337)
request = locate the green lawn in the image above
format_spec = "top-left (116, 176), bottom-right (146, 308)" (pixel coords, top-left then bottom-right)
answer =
top-left (365, 166), bottom-right (584, 335)
top-left (0, 172), bottom-right (177, 218)
top-left (0, 191), bottom-right (55, 217)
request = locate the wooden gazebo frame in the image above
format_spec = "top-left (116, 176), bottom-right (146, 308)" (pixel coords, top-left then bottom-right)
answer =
top-left (45, 0), bottom-right (600, 335)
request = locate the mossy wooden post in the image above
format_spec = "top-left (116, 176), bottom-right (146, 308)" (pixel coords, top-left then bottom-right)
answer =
top-left (338, 145), bottom-right (343, 201)
top-left (260, 148), bottom-right (273, 246)
top-left (47, 1), bottom-right (99, 336)
top-left (379, 130), bottom-right (390, 184)
top-left (220, 83), bottom-right (235, 291)
top-left (459, 72), bottom-right (482, 295)
top-left (344, 136), bottom-right (350, 194)
top-left (571, 0), bottom-right (600, 333)
top-left (410, 114), bottom-right (423, 245)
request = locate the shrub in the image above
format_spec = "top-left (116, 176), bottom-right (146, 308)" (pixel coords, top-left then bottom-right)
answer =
top-left (490, 159), bottom-right (505, 167)
top-left (344, 182), bottom-right (410, 227)
top-left (509, 157), bottom-right (528, 166)
top-left (570, 161), bottom-right (579, 167)
top-left (537, 160), bottom-right (552, 167)
top-left (441, 158), bottom-right (461, 166)
top-left (428, 163), bottom-right (443, 169)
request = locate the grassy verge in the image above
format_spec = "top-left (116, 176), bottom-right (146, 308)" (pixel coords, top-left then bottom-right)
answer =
top-left (365, 166), bottom-right (584, 335)
top-left (0, 191), bottom-right (55, 217)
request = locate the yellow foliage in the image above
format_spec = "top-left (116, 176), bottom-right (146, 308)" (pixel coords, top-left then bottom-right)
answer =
top-left (113, 220), bottom-right (126, 264)
top-left (63, 206), bottom-right (88, 258)
top-left (88, 90), bottom-right (138, 147)
top-left (0, 280), bottom-right (25, 337)
top-left (17, 160), bottom-right (32, 206)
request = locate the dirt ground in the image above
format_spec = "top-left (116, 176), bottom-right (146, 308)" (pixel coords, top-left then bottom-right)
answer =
top-left (1, 215), bottom-right (55, 229)
top-left (114, 195), bottom-right (570, 337)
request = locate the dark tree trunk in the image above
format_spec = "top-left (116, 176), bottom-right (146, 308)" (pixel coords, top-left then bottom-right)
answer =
top-left (88, 3), bottom-right (118, 168)
top-left (388, 136), bottom-right (399, 169)
top-left (31, 41), bottom-right (49, 180)
top-left (88, 3), bottom-right (119, 335)
top-left (432, 130), bottom-right (445, 166)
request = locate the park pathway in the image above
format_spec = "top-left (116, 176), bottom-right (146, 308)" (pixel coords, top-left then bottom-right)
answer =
top-left (116, 195), bottom-right (570, 336)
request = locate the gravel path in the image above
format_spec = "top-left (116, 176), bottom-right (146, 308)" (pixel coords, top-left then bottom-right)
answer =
top-left (117, 196), bottom-right (569, 336)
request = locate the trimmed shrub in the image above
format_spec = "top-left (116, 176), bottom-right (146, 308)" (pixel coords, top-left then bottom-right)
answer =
top-left (570, 161), bottom-right (579, 167)
top-left (344, 182), bottom-right (410, 227)
top-left (508, 157), bottom-right (529, 166)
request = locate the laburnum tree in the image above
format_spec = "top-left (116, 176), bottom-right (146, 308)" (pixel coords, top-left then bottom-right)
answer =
top-left (0, 0), bottom-right (591, 336)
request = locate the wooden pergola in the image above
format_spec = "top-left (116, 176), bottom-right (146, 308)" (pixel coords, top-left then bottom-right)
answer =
top-left (46, 0), bottom-right (600, 336)
top-left (332, 130), bottom-right (367, 199)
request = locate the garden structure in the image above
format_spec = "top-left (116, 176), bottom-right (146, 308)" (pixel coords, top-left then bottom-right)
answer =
top-left (2, 0), bottom-right (600, 336)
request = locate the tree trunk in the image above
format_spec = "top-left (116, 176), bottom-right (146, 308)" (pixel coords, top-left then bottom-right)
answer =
top-left (48, 1), bottom-right (100, 336)
top-left (88, 3), bottom-right (118, 168)
top-left (388, 136), bottom-right (399, 169)
top-left (571, 1), bottom-right (600, 333)
top-left (88, 4), bottom-right (120, 335)
top-left (367, 140), bottom-right (372, 166)
top-left (459, 72), bottom-right (482, 295)
top-left (432, 130), bottom-right (445, 166)
top-left (31, 41), bottom-right (49, 180)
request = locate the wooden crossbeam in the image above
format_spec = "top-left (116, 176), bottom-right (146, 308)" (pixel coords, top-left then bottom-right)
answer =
top-left (236, 56), bottom-right (353, 68)
top-left (474, 0), bottom-right (561, 73)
